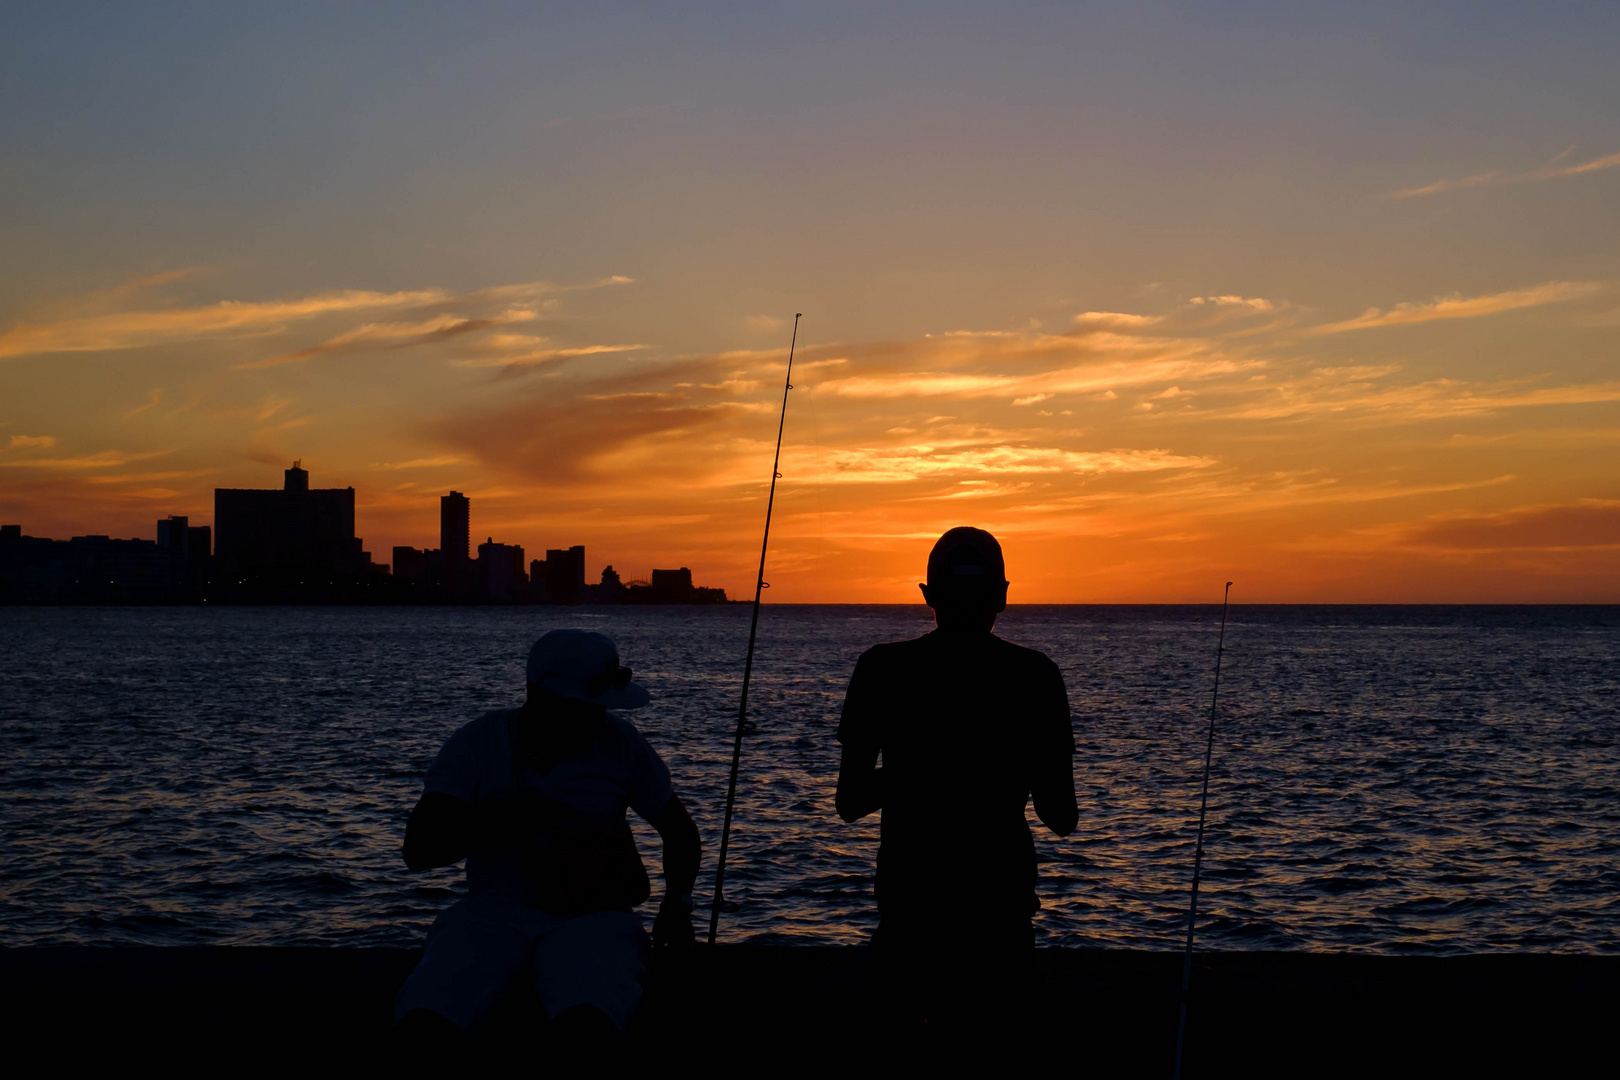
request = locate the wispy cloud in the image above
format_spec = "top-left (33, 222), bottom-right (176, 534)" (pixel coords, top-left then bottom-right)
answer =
top-left (238, 314), bottom-right (490, 369)
top-left (1404, 501), bottom-right (1620, 550)
top-left (83, 469), bottom-right (213, 485)
top-left (1218, 362), bottom-right (1620, 424)
top-left (0, 449), bottom-right (169, 469)
top-left (0, 275), bottom-right (639, 362)
top-left (1189, 296), bottom-right (1280, 312)
top-left (124, 388), bottom-right (164, 418)
top-left (820, 443), bottom-right (1214, 484)
top-left (8, 434), bottom-right (56, 448)
top-left (822, 354), bottom-right (1257, 400)
top-left (1390, 147), bottom-right (1620, 200)
top-left (1307, 281), bottom-right (1601, 334)
top-left (452, 343), bottom-right (649, 370)
top-left (0, 289), bottom-right (449, 359)
top-left (372, 456), bottom-right (466, 470)
top-left (1073, 311), bottom-right (1162, 328)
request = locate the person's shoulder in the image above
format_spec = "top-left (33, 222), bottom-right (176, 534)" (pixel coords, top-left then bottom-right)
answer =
top-left (857, 635), bottom-right (932, 665)
top-left (598, 711), bottom-right (659, 754)
top-left (988, 634), bottom-right (1062, 674)
top-left (444, 708), bottom-right (516, 746)
top-left (599, 711), bottom-right (642, 739)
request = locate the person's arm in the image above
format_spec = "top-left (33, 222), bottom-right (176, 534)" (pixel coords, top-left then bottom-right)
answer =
top-left (835, 742), bottom-right (883, 822)
top-left (834, 652), bottom-right (883, 822)
top-left (1031, 663), bottom-right (1078, 837)
top-left (403, 791), bottom-right (475, 871)
top-left (1032, 753), bottom-right (1077, 837)
top-left (646, 793), bottom-right (701, 947)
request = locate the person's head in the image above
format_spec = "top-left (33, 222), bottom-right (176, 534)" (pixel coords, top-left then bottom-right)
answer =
top-left (918, 526), bottom-right (1008, 631)
top-left (524, 629), bottom-right (649, 717)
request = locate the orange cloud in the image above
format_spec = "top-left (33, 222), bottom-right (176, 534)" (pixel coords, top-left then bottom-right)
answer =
top-left (1404, 501), bottom-right (1620, 550)
top-left (1308, 281), bottom-right (1602, 334)
top-left (5, 272), bottom-right (1617, 602)
top-left (238, 314), bottom-right (492, 369)
top-left (0, 289), bottom-right (450, 358)
top-left (453, 343), bottom-right (649, 371)
top-left (0, 449), bottom-right (170, 470)
top-left (1391, 148), bottom-right (1620, 199)
top-left (0, 274), bottom-right (639, 363)
top-left (819, 444), bottom-right (1212, 484)
top-left (372, 456), bottom-right (467, 470)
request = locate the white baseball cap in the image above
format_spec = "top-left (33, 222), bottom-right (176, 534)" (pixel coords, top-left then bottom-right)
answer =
top-left (525, 629), bottom-right (650, 710)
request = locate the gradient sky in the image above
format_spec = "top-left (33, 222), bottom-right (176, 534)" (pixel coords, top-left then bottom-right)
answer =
top-left (3, 2), bottom-right (1618, 601)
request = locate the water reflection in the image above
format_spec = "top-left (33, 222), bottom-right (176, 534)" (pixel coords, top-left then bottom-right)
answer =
top-left (0, 604), bottom-right (1615, 953)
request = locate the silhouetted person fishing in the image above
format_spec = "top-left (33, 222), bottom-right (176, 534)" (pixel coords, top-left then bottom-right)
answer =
top-left (836, 527), bottom-right (1077, 1037)
top-left (394, 629), bottom-right (701, 1054)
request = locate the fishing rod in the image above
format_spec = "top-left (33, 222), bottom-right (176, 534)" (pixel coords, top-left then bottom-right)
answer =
top-left (707, 312), bottom-right (801, 946)
top-left (1173, 581), bottom-right (1233, 1080)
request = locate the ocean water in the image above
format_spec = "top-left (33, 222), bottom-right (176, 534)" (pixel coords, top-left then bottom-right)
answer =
top-left (1, 604), bottom-right (1616, 954)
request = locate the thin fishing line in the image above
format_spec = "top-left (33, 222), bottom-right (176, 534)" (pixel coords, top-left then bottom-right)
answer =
top-left (1173, 581), bottom-right (1233, 1080)
top-left (708, 312), bottom-right (801, 946)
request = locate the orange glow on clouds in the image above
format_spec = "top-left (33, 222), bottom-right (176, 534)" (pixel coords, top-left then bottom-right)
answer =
top-left (3, 270), bottom-right (1616, 603)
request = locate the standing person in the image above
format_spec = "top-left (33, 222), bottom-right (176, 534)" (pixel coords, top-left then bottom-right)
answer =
top-left (835, 527), bottom-right (1077, 1034)
top-left (395, 629), bottom-right (701, 1052)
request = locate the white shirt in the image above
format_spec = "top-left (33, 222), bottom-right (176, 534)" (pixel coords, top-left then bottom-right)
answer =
top-left (423, 708), bottom-right (674, 900)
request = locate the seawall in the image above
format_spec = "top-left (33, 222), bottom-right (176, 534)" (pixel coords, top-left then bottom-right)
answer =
top-left (1, 946), bottom-right (1612, 1073)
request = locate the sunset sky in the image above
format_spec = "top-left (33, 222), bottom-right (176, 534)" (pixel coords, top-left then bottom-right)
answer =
top-left (3, 3), bottom-right (1617, 601)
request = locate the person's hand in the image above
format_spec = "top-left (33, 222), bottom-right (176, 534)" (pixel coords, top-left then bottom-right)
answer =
top-left (651, 893), bottom-right (695, 949)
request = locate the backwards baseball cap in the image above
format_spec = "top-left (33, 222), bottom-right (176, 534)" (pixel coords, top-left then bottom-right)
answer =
top-left (926, 526), bottom-right (1007, 592)
top-left (526, 629), bottom-right (650, 710)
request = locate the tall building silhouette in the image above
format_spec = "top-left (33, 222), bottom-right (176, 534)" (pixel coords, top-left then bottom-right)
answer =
top-left (440, 492), bottom-right (469, 562)
top-left (393, 546), bottom-right (427, 583)
top-left (214, 463), bottom-right (366, 581)
top-left (1, 521), bottom-right (208, 603)
top-left (439, 491), bottom-right (471, 599)
top-left (544, 545), bottom-right (586, 604)
top-left (651, 567), bottom-right (695, 601)
top-left (157, 515), bottom-right (211, 599)
top-left (477, 537), bottom-right (527, 602)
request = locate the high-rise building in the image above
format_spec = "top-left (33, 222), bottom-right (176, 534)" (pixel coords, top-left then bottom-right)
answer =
top-left (544, 545), bottom-right (586, 604)
top-left (157, 515), bottom-right (188, 554)
top-left (157, 515), bottom-right (211, 599)
top-left (439, 491), bottom-right (471, 600)
top-left (440, 492), bottom-right (470, 563)
top-left (214, 463), bottom-right (365, 581)
top-left (651, 567), bottom-right (695, 601)
top-left (393, 546), bottom-right (428, 583)
top-left (477, 537), bottom-right (527, 603)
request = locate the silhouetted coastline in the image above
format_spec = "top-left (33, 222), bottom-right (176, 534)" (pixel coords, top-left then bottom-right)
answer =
top-left (0, 463), bottom-right (729, 606)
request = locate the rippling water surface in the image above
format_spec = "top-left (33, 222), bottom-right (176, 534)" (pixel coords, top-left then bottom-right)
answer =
top-left (2, 604), bottom-right (1617, 953)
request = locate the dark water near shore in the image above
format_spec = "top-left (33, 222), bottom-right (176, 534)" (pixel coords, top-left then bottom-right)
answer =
top-left (2, 605), bottom-right (1617, 953)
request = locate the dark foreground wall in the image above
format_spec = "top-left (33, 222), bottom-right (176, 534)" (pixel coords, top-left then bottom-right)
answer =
top-left (1, 947), bottom-right (1612, 1075)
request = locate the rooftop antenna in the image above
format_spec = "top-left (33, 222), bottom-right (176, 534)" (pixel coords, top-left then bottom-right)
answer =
top-left (1173, 581), bottom-right (1234, 1079)
top-left (708, 312), bottom-right (801, 946)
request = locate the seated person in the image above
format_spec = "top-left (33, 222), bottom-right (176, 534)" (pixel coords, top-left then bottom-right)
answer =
top-left (395, 629), bottom-right (701, 1046)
